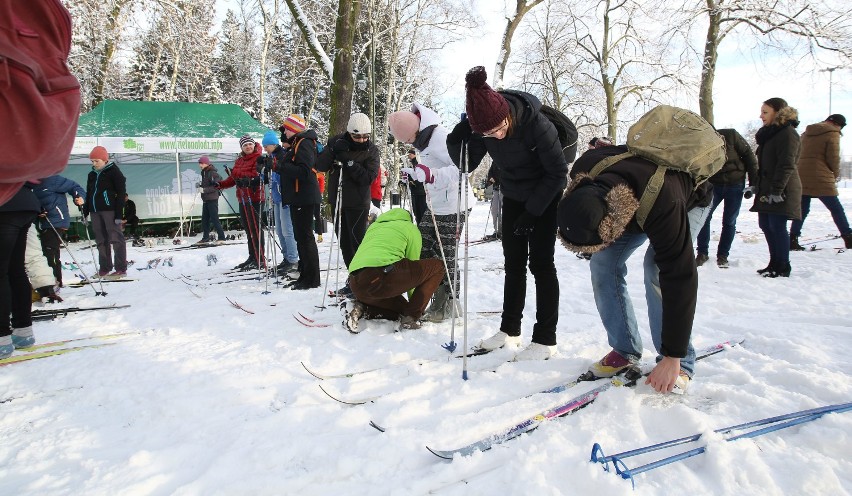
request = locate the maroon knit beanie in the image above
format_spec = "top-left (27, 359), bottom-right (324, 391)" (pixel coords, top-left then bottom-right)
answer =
top-left (464, 66), bottom-right (509, 134)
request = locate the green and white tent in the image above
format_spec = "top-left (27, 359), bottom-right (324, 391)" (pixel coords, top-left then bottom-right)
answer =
top-left (66, 100), bottom-right (272, 229)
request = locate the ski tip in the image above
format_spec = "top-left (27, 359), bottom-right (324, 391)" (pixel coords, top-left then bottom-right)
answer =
top-left (300, 361), bottom-right (324, 380)
top-left (369, 420), bottom-right (386, 433)
top-left (425, 446), bottom-right (454, 460)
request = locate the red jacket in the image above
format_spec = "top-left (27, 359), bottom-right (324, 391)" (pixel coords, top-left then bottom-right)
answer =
top-left (218, 142), bottom-right (264, 203)
top-left (370, 172), bottom-right (382, 201)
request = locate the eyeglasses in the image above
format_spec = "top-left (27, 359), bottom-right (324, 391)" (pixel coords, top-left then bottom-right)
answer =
top-left (482, 120), bottom-right (508, 138)
top-left (350, 133), bottom-right (370, 140)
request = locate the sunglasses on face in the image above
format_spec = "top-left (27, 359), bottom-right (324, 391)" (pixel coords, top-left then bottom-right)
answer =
top-left (350, 133), bottom-right (370, 140)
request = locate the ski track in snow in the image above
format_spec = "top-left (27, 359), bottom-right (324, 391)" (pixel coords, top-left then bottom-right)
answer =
top-left (1, 191), bottom-right (851, 495)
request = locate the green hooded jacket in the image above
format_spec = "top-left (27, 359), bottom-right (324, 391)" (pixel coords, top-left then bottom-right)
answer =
top-left (349, 208), bottom-right (421, 273)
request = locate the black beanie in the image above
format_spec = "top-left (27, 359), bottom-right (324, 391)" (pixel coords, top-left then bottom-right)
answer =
top-left (557, 183), bottom-right (609, 245)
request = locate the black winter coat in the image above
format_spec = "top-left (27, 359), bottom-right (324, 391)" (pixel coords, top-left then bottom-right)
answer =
top-left (0, 185), bottom-right (40, 213)
top-left (447, 91), bottom-right (567, 217)
top-left (711, 129), bottom-right (758, 187)
top-left (83, 162), bottom-right (126, 216)
top-left (316, 133), bottom-right (380, 209)
top-left (571, 145), bottom-right (710, 359)
top-left (278, 131), bottom-right (322, 207)
top-left (750, 107), bottom-right (802, 220)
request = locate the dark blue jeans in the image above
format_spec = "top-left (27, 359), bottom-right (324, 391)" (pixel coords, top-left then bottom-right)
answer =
top-left (758, 213), bottom-right (789, 266)
top-left (790, 195), bottom-right (852, 237)
top-left (697, 184), bottom-right (744, 258)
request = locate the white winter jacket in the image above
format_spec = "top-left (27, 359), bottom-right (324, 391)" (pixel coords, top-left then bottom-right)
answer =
top-left (409, 103), bottom-right (476, 216)
top-left (26, 225), bottom-right (56, 289)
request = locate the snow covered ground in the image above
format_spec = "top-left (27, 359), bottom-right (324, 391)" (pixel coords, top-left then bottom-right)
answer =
top-left (1, 190), bottom-right (851, 496)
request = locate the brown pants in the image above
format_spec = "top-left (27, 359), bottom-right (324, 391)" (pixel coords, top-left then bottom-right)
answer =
top-left (349, 258), bottom-right (445, 319)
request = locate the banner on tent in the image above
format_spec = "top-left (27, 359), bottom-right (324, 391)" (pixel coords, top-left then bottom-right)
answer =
top-left (72, 136), bottom-right (244, 154)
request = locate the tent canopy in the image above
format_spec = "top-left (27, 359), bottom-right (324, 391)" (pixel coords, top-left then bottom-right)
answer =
top-left (72, 100), bottom-right (271, 155)
top-left (77, 100), bottom-right (269, 137)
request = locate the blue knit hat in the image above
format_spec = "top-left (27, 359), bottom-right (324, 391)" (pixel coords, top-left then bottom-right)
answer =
top-left (262, 130), bottom-right (279, 146)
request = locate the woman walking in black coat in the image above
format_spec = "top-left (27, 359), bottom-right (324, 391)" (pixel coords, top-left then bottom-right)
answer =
top-left (447, 66), bottom-right (568, 360)
top-left (750, 97), bottom-right (802, 278)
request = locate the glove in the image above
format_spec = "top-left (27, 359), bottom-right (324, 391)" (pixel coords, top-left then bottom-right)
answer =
top-left (235, 177), bottom-right (248, 188)
top-left (213, 181), bottom-right (221, 189)
top-left (513, 211), bottom-right (537, 236)
top-left (765, 193), bottom-right (785, 204)
top-left (447, 118), bottom-right (472, 145)
top-left (332, 139), bottom-right (350, 154)
top-left (743, 186), bottom-right (756, 199)
top-left (403, 165), bottom-right (433, 184)
top-left (115, 219), bottom-right (123, 226)
top-left (36, 285), bottom-right (63, 303)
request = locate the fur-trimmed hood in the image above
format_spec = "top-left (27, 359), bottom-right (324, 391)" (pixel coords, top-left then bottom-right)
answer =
top-left (557, 173), bottom-right (639, 254)
top-left (772, 106), bottom-right (799, 127)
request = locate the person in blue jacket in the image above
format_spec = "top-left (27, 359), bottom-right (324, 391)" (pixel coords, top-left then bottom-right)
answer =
top-left (31, 174), bottom-right (84, 286)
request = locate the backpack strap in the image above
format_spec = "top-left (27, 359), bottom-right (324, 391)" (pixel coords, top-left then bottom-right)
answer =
top-left (587, 150), bottom-right (664, 229)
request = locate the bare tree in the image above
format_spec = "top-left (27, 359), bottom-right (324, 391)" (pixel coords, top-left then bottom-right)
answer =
top-left (493, 0), bottom-right (546, 89)
top-left (678, 0), bottom-right (852, 124)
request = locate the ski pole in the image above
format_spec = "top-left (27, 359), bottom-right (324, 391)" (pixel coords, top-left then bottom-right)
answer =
top-left (76, 206), bottom-right (107, 296)
top-left (318, 172), bottom-right (344, 309)
top-left (460, 139), bottom-right (469, 380)
top-left (43, 215), bottom-right (99, 297)
top-left (594, 402), bottom-right (852, 487)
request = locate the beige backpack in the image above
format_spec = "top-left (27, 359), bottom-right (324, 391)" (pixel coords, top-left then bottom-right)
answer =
top-left (588, 105), bottom-right (726, 228)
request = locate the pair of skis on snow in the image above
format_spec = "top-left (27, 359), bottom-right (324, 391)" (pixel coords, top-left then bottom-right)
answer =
top-left (31, 304), bottom-right (131, 322)
top-left (303, 339), bottom-right (744, 459)
top-left (0, 331), bottom-right (139, 367)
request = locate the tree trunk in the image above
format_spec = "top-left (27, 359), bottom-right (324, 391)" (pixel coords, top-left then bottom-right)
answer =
top-left (699, 0), bottom-right (721, 125)
top-left (94, 1), bottom-right (129, 108)
top-left (328, 0), bottom-right (363, 135)
top-left (493, 0), bottom-right (544, 89)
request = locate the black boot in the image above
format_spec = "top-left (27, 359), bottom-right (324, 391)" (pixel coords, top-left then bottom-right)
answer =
top-left (790, 235), bottom-right (805, 251)
top-left (756, 261), bottom-right (775, 275)
top-left (843, 233), bottom-right (852, 249)
top-left (763, 262), bottom-right (791, 278)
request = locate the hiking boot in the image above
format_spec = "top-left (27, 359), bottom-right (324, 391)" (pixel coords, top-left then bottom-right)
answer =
top-left (512, 342), bottom-right (556, 361)
top-left (342, 300), bottom-right (365, 334)
top-left (843, 233), bottom-right (852, 249)
top-left (695, 252), bottom-right (709, 267)
top-left (475, 331), bottom-right (521, 351)
top-left (239, 260), bottom-right (259, 272)
top-left (672, 369), bottom-right (691, 395)
top-left (790, 235), bottom-right (805, 251)
top-left (97, 269), bottom-right (110, 277)
top-left (397, 315), bottom-right (422, 331)
top-left (334, 283), bottom-right (353, 299)
top-left (588, 350), bottom-right (639, 378)
top-left (234, 257), bottom-right (253, 270)
top-left (11, 327), bottom-right (34, 349)
top-left (756, 262), bottom-right (775, 275)
top-left (716, 256), bottom-right (729, 268)
top-left (0, 336), bottom-right (13, 360)
top-left (763, 262), bottom-right (791, 278)
top-left (423, 284), bottom-right (451, 322)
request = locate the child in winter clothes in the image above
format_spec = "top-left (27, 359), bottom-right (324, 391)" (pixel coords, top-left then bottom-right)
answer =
top-left (31, 174), bottom-right (84, 285)
top-left (83, 146), bottom-right (127, 278)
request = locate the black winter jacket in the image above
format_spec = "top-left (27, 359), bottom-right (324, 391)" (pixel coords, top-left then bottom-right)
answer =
top-left (0, 185), bottom-right (40, 213)
top-left (84, 162), bottom-right (126, 216)
top-left (447, 91), bottom-right (567, 217)
top-left (710, 129), bottom-right (758, 187)
top-left (571, 145), bottom-right (710, 359)
top-left (278, 131), bottom-right (322, 207)
top-left (316, 133), bottom-right (380, 210)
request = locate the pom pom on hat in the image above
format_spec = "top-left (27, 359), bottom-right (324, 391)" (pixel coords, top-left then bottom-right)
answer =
top-left (464, 66), bottom-right (509, 134)
top-left (347, 113), bottom-right (372, 134)
top-left (239, 135), bottom-right (255, 148)
top-left (388, 111), bottom-right (420, 143)
top-left (198, 155), bottom-right (211, 164)
top-left (89, 146), bottom-right (109, 161)
top-left (281, 114), bottom-right (307, 134)
top-left (262, 130), bottom-right (279, 146)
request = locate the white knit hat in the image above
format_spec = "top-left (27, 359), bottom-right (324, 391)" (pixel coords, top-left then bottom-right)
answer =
top-left (347, 113), bottom-right (372, 134)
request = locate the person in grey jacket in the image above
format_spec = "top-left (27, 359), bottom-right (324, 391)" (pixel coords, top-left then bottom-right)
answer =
top-left (197, 156), bottom-right (226, 243)
top-left (750, 97), bottom-right (801, 278)
top-left (696, 128), bottom-right (758, 268)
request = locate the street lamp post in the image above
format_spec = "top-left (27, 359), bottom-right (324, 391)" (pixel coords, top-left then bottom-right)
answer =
top-left (820, 67), bottom-right (840, 114)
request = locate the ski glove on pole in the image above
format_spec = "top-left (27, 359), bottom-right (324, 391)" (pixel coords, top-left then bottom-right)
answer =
top-left (447, 119), bottom-right (472, 145)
